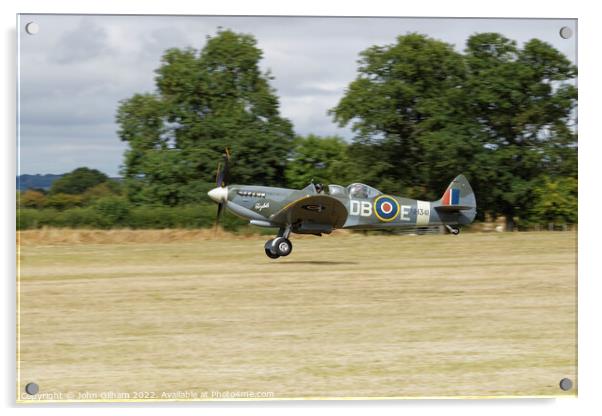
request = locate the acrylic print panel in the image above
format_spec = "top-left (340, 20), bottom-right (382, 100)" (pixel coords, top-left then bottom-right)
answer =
top-left (16, 14), bottom-right (577, 402)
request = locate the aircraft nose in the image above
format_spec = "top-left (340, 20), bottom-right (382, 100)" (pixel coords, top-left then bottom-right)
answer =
top-left (208, 186), bottom-right (228, 203)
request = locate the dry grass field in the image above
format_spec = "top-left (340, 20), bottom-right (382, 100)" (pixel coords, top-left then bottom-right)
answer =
top-left (17, 230), bottom-right (577, 401)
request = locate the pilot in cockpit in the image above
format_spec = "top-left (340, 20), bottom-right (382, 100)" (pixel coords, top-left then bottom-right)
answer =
top-left (348, 183), bottom-right (369, 199)
top-left (315, 183), bottom-right (324, 194)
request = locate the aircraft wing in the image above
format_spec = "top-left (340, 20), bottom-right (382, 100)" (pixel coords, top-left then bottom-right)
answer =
top-left (269, 195), bottom-right (348, 229)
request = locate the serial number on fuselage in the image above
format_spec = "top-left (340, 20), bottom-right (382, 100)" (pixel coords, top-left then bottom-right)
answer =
top-left (349, 200), bottom-right (429, 220)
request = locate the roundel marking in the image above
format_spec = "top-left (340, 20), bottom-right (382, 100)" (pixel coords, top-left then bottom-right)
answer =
top-left (373, 195), bottom-right (400, 222)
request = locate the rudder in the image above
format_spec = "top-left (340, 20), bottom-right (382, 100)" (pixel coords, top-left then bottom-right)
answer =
top-left (435, 174), bottom-right (477, 224)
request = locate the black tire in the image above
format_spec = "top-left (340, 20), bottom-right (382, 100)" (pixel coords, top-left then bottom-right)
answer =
top-left (265, 248), bottom-right (280, 259)
top-left (272, 237), bottom-right (293, 257)
top-left (264, 239), bottom-right (280, 259)
top-left (451, 228), bottom-right (460, 235)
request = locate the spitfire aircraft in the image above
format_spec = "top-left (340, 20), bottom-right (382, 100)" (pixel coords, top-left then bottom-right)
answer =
top-left (208, 152), bottom-right (476, 259)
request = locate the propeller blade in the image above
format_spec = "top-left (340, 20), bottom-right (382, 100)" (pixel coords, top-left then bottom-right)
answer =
top-left (215, 161), bottom-right (223, 187)
top-left (214, 202), bottom-right (224, 234)
top-left (221, 150), bottom-right (230, 187)
top-left (217, 202), bottom-right (224, 221)
top-left (213, 148), bottom-right (231, 234)
top-left (215, 149), bottom-right (231, 188)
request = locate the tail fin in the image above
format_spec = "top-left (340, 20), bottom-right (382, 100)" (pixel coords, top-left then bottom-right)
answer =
top-left (435, 174), bottom-right (476, 224)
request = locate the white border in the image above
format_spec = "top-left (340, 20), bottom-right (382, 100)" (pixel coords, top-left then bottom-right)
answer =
top-left (3, 1), bottom-right (601, 415)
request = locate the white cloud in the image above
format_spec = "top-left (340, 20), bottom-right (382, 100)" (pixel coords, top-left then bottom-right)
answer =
top-left (18, 15), bottom-right (577, 176)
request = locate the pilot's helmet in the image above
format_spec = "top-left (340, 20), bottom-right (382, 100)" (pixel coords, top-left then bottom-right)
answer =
top-left (315, 183), bottom-right (324, 193)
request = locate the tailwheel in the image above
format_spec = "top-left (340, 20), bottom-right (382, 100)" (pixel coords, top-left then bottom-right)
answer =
top-left (264, 239), bottom-right (280, 259)
top-left (272, 237), bottom-right (293, 257)
top-left (445, 225), bottom-right (460, 235)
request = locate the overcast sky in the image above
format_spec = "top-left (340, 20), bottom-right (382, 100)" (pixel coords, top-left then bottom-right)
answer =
top-left (17, 15), bottom-right (577, 176)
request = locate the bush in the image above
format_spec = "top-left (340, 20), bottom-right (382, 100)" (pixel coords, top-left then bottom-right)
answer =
top-left (18, 208), bottom-right (44, 229)
top-left (59, 207), bottom-right (104, 228)
top-left (93, 197), bottom-right (131, 227)
top-left (17, 202), bottom-right (251, 231)
top-left (522, 177), bottom-right (577, 227)
top-left (82, 182), bottom-right (122, 203)
top-left (45, 193), bottom-right (85, 210)
top-left (18, 207), bottom-right (102, 229)
top-left (19, 190), bottom-right (46, 209)
top-left (127, 204), bottom-right (229, 229)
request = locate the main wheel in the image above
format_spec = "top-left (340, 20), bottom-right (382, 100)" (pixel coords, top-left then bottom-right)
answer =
top-left (272, 237), bottom-right (293, 256)
top-left (265, 248), bottom-right (280, 259)
top-left (450, 227), bottom-right (460, 235)
top-left (264, 239), bottom-right (280, 259)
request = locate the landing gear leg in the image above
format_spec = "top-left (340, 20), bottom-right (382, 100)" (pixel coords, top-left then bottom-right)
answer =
top-left (274, 225), bottom-right (293, 256)
top-left (445, 224), bottom-right (460, 235)
top-left (277, 224), bottom-right (292, 240)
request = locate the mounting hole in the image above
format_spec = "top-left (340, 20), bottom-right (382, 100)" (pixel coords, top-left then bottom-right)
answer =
top-left (559, 378), bottom-right (573, 391)
top-left (559, 26), bottom-right (573, 39)
top-left (25, 22), bottom-right (39, 35)
top-left (24, 382), bottom-right (39, 395)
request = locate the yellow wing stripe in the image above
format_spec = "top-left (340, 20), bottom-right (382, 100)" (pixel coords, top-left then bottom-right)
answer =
top-left (270, 195), bottom-right (316, 219)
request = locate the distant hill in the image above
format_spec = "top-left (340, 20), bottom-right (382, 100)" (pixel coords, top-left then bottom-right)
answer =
top-left (17, 174), bottom-right (123, 191)
top-left (17, 174), bottom-right (64, 191)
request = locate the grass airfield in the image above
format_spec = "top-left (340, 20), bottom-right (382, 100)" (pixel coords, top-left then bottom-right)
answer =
top-left (17, 230), bottom-right (577, 400)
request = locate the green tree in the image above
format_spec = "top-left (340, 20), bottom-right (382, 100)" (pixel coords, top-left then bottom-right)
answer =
top-left (117, 29), bottom-right (294, 206)
top-left (527, 177), bottom-right (577, 226)
top-left (463, 34), bottom-right (577, 229)
top-left (285, 135), bottom-right (357, 188)
top-left (19, 189), bottom-right (46, 209)
top-left (332, 33), bottom-right (577, 228)
top-left (330, 33), bottom-right (468, 197)
top-left (50, 167), bottom-right (109, 195)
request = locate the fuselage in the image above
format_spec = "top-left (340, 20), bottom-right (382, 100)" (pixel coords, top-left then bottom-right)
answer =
top-left (214, 183), bottom-right (474, 232)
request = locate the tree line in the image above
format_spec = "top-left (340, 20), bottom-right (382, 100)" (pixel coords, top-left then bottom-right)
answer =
top-left (18, 29), bottom-right (577, 230)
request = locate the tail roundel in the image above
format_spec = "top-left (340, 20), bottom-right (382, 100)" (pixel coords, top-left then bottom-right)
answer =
top-left (435, 174), bottom-right (476, 213)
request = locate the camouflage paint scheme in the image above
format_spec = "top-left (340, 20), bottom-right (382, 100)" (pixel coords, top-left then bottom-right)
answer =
top-left (212, 174), bottom-right (476, 235)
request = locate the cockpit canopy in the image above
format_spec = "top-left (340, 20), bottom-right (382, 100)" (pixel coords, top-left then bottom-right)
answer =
top-left (346, 183), bottom-right (382, 199)
top-left (322, 183), bottom-right (383, 199)
top-left (327, 184), bottom-right (347, 196)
